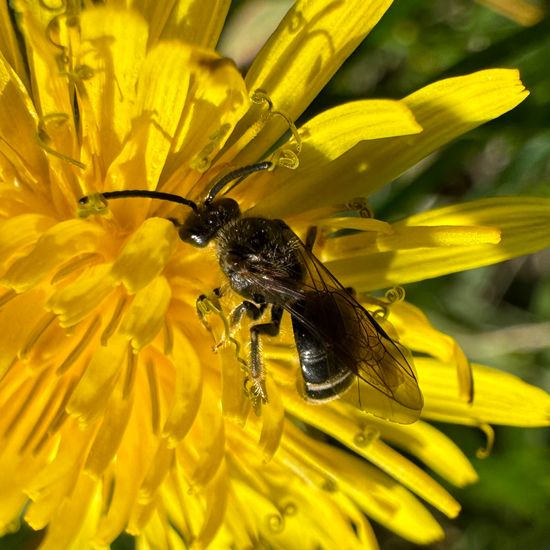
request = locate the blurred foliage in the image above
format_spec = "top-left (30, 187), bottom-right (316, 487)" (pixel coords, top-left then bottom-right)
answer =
top-left (3, 1), bottom-right (549, 548)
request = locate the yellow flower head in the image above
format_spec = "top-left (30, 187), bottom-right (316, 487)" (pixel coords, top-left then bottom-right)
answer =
top-left (0, 1), bottom-right (549, 549)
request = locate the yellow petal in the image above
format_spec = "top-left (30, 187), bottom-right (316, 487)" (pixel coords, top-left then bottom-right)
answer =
top-left (157, 0), bottom-right (230, 48)
top-left (419, 359), bottom-right (550, 427)
top-left (220, 338), bottom-right (250, 424)
top-left (389, 301), bottom-right (474, 403)
top-left (0, 214), bottom-right (56, 266)
top-left (1, 220), bottom-right (105, 293)
top-left (210, 486), bottom-right (259, 549)
top-left (192, 463), bottom-right (230, 548)
top-left (94, 466), bottom-right (139, 545)
top-left (183, 402), bottom-right (224, 488)
top-left (345, 409), bottom-right (478, 487)
top-left (391, 68), bottom-right (529, 195)
top-left (232, 0), bottom-right (393, 164)
top-left (24, 421), bottom-right (91, 528)
top-left (159, 46), bottom-right (250, 189)
top-left (66, 336), bottom-right (127, 425)
top-left (173, 378), bottom-right (221, 488)
top-left (283, 422), bottom-right (445, 544)
top-left (325, 223), bottom-right (501, 256)
top-left (104, 41), bottom-right (190, 192)
top-left (15, 5), bottom-right (75, 133)
top-left (257, 376), bottom-right (285, 462)
top-left (318, 217), bottom-right (393, 233)
top-left (127, 498), bottom-right (157, 536)
top-left (95, 403), bottom-right (158, 545)
top-left (295, 99), bottom-right (422, 160)
top-left (239, 98), bottom-right (422, 208)
top-left (162, 330), bottom-right (202, 445)
top-left (47, 263), bottom-right (114, 327)
top-left (119, 276), bottom-right (171, 350)
top-left (256, 69), bottom-right (528, 218)
top-left (282, 391), bottom-right (460, 518)
top-left (143, 358), bottom-right (162, 436)
top-left (78, 7), bottom-right (148, 169)
top-left (84, 390), bottom-right (134, 477)
top-left (0, 423), bottom-right (40, 529)
top-left (12, 7), bottom-right (86, 209)
top-left (1, 360), bottom-right (59, 454)
top-left (129, 506), bottom-right (164, 540)
top-left (331, 493), bottom-right (379, 550)
top-left (110, 218), bottom-right (176, 293)
top-left (0, 490), bottom-right (25, 537)
top-left (0, 53), bottom-right (49, 185)
top-left (229, 462), bottom-right (368, 550)
top-left (32, 475), bottom-right (100, 550)
top-left (106, 42), bottom-right (249, 193)
top-left (324, 197), bottom-right (550, 290)
top-left (138, 439), bottom-right (174, 503)
top-left (0, 289), bottom-right (46, 378)
top-left (477, 0), bottom-right (543, 26)
top-left (0, 4), bottom-right (27, 85)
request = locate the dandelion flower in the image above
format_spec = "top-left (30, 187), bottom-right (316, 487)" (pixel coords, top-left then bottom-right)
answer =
top-left (0, 1), bottom-right (549, 549)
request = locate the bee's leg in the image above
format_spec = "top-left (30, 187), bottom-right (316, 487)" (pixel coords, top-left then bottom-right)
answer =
top-left (209, 300), bottom-right (266, 353)
top-left (305, 226), bottom-right (318, 252)
top-left (230, 301), bottom-right (267, 327)
top-left (195, 288), bottom-right (223, 332)
top-left (247, 305), bottom-right (284, 407)
top-left (195, 290), bottom-right (250, 369)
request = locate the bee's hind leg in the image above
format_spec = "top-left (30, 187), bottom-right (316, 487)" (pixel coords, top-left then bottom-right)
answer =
top-left (246, 305), bottom-right (284, 410)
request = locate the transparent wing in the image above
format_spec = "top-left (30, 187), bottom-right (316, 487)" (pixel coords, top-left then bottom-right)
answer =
top-left (290, 240), bottom-right (423, 423)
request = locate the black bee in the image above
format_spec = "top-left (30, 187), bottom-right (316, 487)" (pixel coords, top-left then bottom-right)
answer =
top-left (79, 162), bottom-right (423, 423)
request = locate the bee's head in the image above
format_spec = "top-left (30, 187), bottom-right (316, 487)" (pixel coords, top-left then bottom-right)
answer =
top-left (177, 161), bottom-right (272, 247)
top-left (178, 198), bottom-right (240, 247)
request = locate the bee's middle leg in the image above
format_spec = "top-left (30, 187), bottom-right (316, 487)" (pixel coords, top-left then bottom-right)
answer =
top-left (230, 301), bottom-right (267, 327)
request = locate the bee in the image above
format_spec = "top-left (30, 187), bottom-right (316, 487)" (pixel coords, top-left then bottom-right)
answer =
top-left (79, 161), bottom-right (423, 423)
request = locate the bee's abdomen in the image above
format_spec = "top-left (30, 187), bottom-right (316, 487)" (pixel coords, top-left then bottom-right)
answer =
top-left (291, 297), bottom-right (355, 402)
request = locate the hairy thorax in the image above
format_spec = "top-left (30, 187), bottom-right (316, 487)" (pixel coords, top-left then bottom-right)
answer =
top-left (216, 217), bottom-right (304, 304)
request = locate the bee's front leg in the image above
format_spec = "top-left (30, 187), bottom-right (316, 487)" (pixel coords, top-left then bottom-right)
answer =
top-left (195, 287), bottom-right (223, 333)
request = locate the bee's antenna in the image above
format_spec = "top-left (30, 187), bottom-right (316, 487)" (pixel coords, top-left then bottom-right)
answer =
top-left (78, 190), bottom-right (198, 212)
top-left (78, 161), bottom-right (272, 211)
top-left (204, 161), bottom-right (272, 205)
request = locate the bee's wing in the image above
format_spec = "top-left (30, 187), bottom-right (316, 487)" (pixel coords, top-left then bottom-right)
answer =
top-left (289, 241), bottom-right (423, 424)
top-left (235, 222), bottom-right (423, 423)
